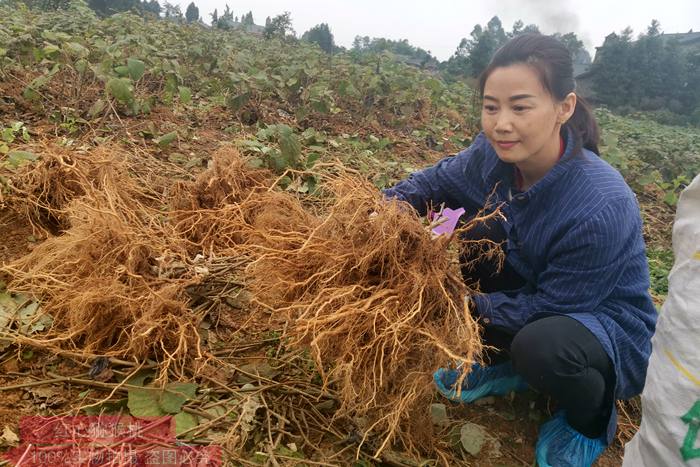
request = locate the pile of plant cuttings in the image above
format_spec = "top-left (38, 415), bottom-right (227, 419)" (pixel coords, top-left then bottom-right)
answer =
top-left (0, 142), bottom-right (492, 464)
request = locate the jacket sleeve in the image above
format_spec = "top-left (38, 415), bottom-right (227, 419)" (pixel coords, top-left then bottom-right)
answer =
top-left (471, 198), bottom-right (642, 332)
top-left (382, 134), bottom-right (486, 216)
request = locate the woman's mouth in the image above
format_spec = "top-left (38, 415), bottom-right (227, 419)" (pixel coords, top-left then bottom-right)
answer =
top-left (497, 141), bottom-right (519, 150)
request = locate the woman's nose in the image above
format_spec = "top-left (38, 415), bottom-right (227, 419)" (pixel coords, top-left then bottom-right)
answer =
top-left (494, 113), bottom-right (513, 132)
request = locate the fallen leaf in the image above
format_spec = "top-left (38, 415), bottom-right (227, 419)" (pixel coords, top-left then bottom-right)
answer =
top-left (238, 396), bottom-right (261, 433)
top-left (236, 362), bottom-right (281, 384)
top-left (460, 422), bottom-right (487, 456)
top-left (430, 403), bottom-right (449, 427)
top-left (0, 426), bottom-right (19, 447)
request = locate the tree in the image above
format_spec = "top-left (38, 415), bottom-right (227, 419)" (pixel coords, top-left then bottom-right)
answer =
top-left (21, 0), bottom-right (71, 10)
top-left (210, 8), bottom-right (217, 25)
top-left (217, 3), bottom-right (234, 29)
top-left (552, 32), bottom-right (591, 64)
top-left (302, 23), bottom-right (335, 54)
top-left (445, 16), bottom-right (508, 78)
top-left (263, 12), bottom-right (294, 39)
top-left (242, 11), bottom-right (254, 26)
top-left (590, 30), bottom-right (635, 107)
top-left (88, 0), bottom-right (151, 17)
top-left (185, 1), bottom-right (199, 23)
top-left (162, 1), bottom-right (182, 20)
top-left (142, 0), bottom-right (160, 16)
top-left (508, 19), bottom-right (540, 37)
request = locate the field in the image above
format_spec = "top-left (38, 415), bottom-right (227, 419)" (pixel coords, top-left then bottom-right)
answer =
top-left (1, 3), bottom-right (699, 466)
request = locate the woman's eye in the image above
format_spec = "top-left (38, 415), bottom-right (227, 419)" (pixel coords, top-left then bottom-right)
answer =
top-left (483, 105), bottom-right (498, 112)
top-left (513, 106), bottom-right (528, 112)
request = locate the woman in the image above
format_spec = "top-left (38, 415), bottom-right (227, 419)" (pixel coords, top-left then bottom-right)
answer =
top-left (383, 34), bottom-right (657, 466)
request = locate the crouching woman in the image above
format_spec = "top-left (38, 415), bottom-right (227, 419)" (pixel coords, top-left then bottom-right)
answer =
top-left (383, 33), bottom-right (657, 466)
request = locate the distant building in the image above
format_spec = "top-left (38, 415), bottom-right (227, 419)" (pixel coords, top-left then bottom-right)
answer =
top-left (660, 31), bottom-right (700, 52)
top-left (401, 55), bottom-right (440, 71)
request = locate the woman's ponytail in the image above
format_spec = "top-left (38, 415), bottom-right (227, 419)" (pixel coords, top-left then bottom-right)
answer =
top-left (566, 95), bottom-right (600, 155)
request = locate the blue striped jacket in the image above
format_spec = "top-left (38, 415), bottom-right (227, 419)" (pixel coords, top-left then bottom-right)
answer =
top-left (383, 130), bottom-right (657, 442)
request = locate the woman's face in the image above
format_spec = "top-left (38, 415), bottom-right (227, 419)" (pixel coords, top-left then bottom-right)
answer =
top-left (481, 63), bottom-right (574, 166)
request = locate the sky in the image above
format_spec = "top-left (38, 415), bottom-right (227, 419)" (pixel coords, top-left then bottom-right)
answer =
top-left (176, 0), bottom-right (700, 61)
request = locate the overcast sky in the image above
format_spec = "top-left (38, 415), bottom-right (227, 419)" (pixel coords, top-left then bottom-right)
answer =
top-left (176, 0), bottom-right (700, 61)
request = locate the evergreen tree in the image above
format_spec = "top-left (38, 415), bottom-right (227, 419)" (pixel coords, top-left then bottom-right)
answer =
top-left (210, 8), bottom-right (217, 26)
top-left (142, 0), bottom-right (160, 16)
top-left (185, 1), bottom-right (199, 23)
top-left (217, 3), bottom-right (234, 29)
top-left (242, 11), bottom-right (254, 26)
top-left (302, 23), bottom-right (335, 54)
top-left (508, 20), bottom-right (541, 38)
top-left (590, 29), bottom-right (635, 108)
top-left (263, 12), bottom-right (294, 39)
top-left (88, 0), bottom-right (144, 17)
top-left (445, 16), bottom-right (508, 78)
top-left (162, 1), bottom-right (182, 20)
top-left (630, 21), bottom-right (666, 109)
top-left (552, 32), bottom-right (591, 64)
top-left (21, 0), bottom-right (71, 10)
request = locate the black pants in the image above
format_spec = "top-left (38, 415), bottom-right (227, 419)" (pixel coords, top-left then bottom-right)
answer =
top-left (460, 216), bottom-right (615, 438)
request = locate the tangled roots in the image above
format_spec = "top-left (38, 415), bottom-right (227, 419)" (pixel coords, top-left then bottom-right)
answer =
top-left (245, 175), bottom-right (483, 456)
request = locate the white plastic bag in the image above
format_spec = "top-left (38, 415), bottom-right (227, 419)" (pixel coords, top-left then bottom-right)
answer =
top-left (623, 174), bottom-right (700, 466)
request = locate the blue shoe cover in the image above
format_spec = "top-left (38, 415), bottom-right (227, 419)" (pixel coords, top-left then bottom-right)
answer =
top-left (433, 361), bottom-right (528, 403)
top-left (535, 411), bottom-right (607, 467)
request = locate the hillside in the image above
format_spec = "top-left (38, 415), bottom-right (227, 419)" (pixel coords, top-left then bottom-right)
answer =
top-left (1, 3), bottom-right (699, 466)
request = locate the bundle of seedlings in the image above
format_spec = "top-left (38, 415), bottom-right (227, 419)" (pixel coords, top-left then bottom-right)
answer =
top-left (244, 174), bottom-right (489, 458)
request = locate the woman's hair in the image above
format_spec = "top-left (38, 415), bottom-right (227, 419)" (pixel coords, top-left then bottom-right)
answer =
top-left (478, 33), bottom-right (600, 155)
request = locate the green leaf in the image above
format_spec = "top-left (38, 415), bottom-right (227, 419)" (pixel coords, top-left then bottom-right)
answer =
top-left (277, 125), bottom-right (301, 169)
top-left (127, 58), bottom-right (145, 81)
top-left (2, 128), bottom-right (14, 144)
top-left (18, 301), bottom-right (52, 334)
top-left (65, 42), bottom-right (89, 59)
top-left (159, 382), bottom-right (197, 414)
top-left (306, 153), bottom-right (321, 168)
top-left (663, 191), bottom-right (678, 206)
top-left (106, 78), bottom-right (133, 104)
top-left (226, 93), bottom-right (250, 112)
top-left (114, 65), bottom-right (130, 77)
top-left (6, 151), bottom-right (38, 169)
top-left (178, 86), bottom-right (192, 105)
top-left (155, 131), bottom-right (178, 148)
top-left (82, 398), bottom-right (127, 415)
top-left (124, 369), bottom-right (155, 387)
top-left (173, 412), bottom-right (198, 436)
top-left (74, 58), bottom-right (89, 75)
top-left (42, 43), bottom-right (60, 56)
top-left (88, 99), bottom-right (106, 118)
top-left (127, 388), bottom-right (166, 417)
top-left (0, 293), bottom-right (15, 329)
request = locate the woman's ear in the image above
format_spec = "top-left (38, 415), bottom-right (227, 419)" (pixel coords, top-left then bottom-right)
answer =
top-left (558, 92), bottom-right (577, 124)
